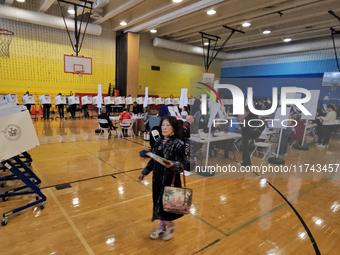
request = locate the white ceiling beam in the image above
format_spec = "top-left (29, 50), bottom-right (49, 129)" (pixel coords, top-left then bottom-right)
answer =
top-left (222, 31), bottom-right (334, 52)
top-left (154, 0), bottom-right (286, 37)
top-left (161, 0), bottom-right (329, 40)
top-left (4, 0), bottom-right (14, 6)
top-left (95, 0), bottom-right (144, 24)
top-left (37, 0), bottom-right (55, 13)
top-left (125, 0), bottom-right (225, 33)
top-left (220, 26), bottom-right (338, 50)
top-left (185, 11), bottom-right (340, 45)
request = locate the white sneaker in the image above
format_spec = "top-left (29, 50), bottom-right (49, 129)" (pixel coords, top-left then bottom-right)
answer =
top-left (316, 144), bottom-right (325, 148)
top-left (237, 162), bottom-right (242, 166)
top-left (162, 226), bottom-right (175, 241)
top-left (150, 228), bottom-right (165, 240)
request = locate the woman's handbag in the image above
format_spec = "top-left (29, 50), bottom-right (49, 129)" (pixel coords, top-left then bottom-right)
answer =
top-left (163, 165), bottom-right (193, 214)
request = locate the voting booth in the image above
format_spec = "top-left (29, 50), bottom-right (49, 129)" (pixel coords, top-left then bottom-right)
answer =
top-left (155, 98), bottom-right (164, 105)
top-left (0, 103), bottom-right (46, 226)
top-left (22, 94), bottom-right (35, 105)
top-left (104, 96), bottom-right (115, 105)
top-left (68, 96), bottom-right (80, 105)
top-left (55, 95), bottom-right (66, 105)
top-left (165, 98), bottom-right (173, 105)
top-left (115, 97), bottom-right (125, 105)
top-left (39, 95), bottom-right (51, 105)
top-left (92, 96), bottom-right (103, 106)
top-left (5, 94), bottom-right (17, 104)
top-left (136, 97), bottom-right (144, 105)
top-left (81, 96), bottom-right (93, 105)
top-left (173, 98), bottom-right (180, 105)
top-left (147, 97), bottom-right (156, 105)
top-left (126, 97), bottom-right (135, 105)
top-left (188, 98), bottom-right (195, 105)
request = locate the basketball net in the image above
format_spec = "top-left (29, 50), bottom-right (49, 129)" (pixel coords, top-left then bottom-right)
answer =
top-left (74, 71), bottom-right (84, 77)
top-left (0, 29), bottom-right (14, 58)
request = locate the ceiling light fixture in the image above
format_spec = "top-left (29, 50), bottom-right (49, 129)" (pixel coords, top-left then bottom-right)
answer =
top-left (16, 0), bottom-right (25, 2)
top-left (284, 38), bottom-right (292, 42)
top-left (204, 42), bottom-right (209, 45)
top-left (263, 30), bottom-right (271, 34)
top-left (68, 7), bottom-right (75, 15)
top-left (207, 9), bottom-right (216, 15)
top-left (120, 21), bottom-right (127, 26)
top-left (242, 22), bottom-right (251, 27)
top-left (150, 29), bottom-right (157, 33)
top-left (172, 0), bottom-right (182, 2)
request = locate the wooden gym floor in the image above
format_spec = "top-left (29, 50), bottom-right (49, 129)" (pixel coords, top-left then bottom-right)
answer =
top-left (1, 118), bottom-right (340, 255)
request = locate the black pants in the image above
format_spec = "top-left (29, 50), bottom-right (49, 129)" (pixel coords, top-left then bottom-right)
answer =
top-left (83, 105), bottom-right (89, 118)
top-left (322, 125), bottom-right (333, 145)
top-left (26, 104), bottom-right (31, 113)
top-left (58, 105), bottom-right (64, 118)
top-left (316, 120), bottom-right (323, 144)
top-left (70, 105), bottom-right (77, 118)
top-left (43, 105), bottom-right (51, 119)
top-left (242, 136), bottom-right (251, 166)
top-left (121, 126), bottom-right (128, 136)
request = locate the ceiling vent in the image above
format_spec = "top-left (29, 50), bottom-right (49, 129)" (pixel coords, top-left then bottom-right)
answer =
top-left (90, 9), bottom-right (103, 20)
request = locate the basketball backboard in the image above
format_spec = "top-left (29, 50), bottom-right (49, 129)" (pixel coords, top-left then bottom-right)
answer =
top-left (64, 55), bottom-right (92, 75)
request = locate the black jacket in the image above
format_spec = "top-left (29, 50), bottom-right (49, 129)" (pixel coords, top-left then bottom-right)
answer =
top-left (98, 113), bottom-right (114, 129)
top-left (241, 112), bottom-right (258, 137)
top-left (142, 137), bottom-right (186, 221)
top-left (133, 105), bottom-right (143, 114)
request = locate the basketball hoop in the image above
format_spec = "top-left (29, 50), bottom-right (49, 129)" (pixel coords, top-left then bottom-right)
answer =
top-left (0, 29), bottom-right (14, 58)
top-left (74, 70), bottom-right (84, 77)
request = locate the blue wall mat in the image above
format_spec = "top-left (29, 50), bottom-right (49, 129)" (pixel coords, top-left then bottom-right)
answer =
top-left (221, 59), bottom-right (339, 78)
top-left (219, 77), bottom-right (340, 107)
top-left (219, 58), bottom-right (340, 107)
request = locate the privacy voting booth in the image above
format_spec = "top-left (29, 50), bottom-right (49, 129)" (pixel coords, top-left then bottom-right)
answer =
top-left (39, 95), bottom-right (51, 105)
top-left (55, 95), bottom-right (66, 105)
top-left (0, 103), bottom-right (46, 226)
top-left (5, 94), bottom-right (17, 104)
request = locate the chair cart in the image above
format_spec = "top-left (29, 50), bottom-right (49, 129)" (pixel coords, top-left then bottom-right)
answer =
top-left (0, 104), bottom-right (46, 226)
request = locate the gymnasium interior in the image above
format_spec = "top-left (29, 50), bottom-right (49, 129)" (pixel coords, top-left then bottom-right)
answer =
top-left (1, 0), bottom-right (340, 254)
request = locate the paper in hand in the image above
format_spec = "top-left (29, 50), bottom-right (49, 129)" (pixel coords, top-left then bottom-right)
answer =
top-left (147, 152), bottom-right (171, 166)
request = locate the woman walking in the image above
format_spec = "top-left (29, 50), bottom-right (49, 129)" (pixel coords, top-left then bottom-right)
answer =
top-left (138, 116), bottom-right (186, 241)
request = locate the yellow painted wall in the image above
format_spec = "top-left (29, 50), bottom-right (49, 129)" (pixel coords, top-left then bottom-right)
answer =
top-left (138, 33), bottom-right (222, 97)
top-left (0, 16), bottom-right (115, 104)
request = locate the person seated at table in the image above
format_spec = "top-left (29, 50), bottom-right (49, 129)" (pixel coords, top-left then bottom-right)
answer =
top-left (183, 115), bottom-right (194, 139)
top-left (119, 108), bottom-right (132, 137)
top-left (229, 115), bottom-right (244, 133)
top-left (98, 107), bottom-right (116, 132)
top-left (289, 115), bottom-right (305, 145)
top-left (132, 102), bottom-right (143, 115)
top-left (181, 106), bottom-right (189, 119)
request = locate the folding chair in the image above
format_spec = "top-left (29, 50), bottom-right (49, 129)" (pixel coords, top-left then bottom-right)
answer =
top-left (233, 137), bottom-right (242, 152)
top-left (121, 119), bottom-right (134, 138)
top-left (251, 134), bottom-right (272, 160)
top-left (98, 119), bottom-right (112, 138)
